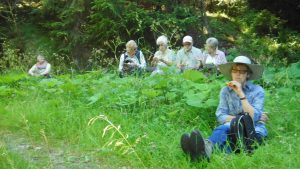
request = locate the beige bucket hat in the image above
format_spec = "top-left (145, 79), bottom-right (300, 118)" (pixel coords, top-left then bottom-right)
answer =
top-left (219, 56), bottom-right (264, 80)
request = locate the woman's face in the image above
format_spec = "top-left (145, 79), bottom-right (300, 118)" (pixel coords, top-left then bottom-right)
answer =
top-left (37, 56), bottom-right (45, 64)
top-left (205, 44), bottom-right (216, 55)
top-left (231, 64), bottom-right (249, 84)
top-left (158, 43), bottom-right (167, 52)
top-left (126, 47), bottom-right (137, 57)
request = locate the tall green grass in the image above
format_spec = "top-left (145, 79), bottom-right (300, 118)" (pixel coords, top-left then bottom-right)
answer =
top-left (0, 66), bottom-right (299, 168)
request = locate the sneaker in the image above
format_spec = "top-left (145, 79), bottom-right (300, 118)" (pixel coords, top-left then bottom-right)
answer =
top-left (204, 139), bottom-right (213, 161)
top-left (180, 133), bottom-right (191, 155)
top-left (190, 130), bottom-right (205, 161)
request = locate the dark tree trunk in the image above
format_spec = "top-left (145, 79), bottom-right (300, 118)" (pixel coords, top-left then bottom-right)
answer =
top-left (200, 0), bottom-right (211, 36)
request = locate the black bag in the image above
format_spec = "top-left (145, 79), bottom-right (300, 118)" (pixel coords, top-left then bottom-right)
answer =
top-left (124, 50), bottom-right (141, 64)
top-left (228, 112), bottom-right (256, 153)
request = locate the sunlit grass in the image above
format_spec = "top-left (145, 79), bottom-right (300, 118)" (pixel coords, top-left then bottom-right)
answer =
top-left (0, 68), bottom-right (299, 168)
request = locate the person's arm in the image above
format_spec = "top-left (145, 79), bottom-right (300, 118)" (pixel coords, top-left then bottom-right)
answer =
top-left (199, 51), bottom-right (206, 68)
top-left (152, 51), bottom-right (160, 66)
top-left (28, 64), bottom-right (37, 76)
top-left (227, 81), bottom-right (264, 121)
top-left (248, 86), bottom-right (265, 122)
top-left (41, 63), bottom-right (51, 75)
top-left (159, 58), bottom-right (172, 66)
top-left (176, 50), bottom-right (184, 68)
top-left (137, 51), bottom-right (146, 69)
top-left (216, 87), bottom-right (233, 124)
top-left (195, 49), bottom-right (203, 68)
top-left (218, 50), bottom-right (227, 65)
top-left (157, 49), bottom-right (175, 66)
top-left (118, 54), bottom-right (125, 72)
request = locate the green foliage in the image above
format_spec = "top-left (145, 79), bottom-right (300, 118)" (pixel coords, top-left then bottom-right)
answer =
top-left (0, 69), bottom-right (300, 168)
top-left (250, 10), bottom-right (283, 36)
top-left (206, 0), bottom-right (248, 17)
top-left (227, 10), bottom-right (300, 64)
top-left (0, 146), bottom-right (32, 169)
top-left (0, 41), bottom-right (34, 72)
top-left (262, 61), bottom-right (300, 90)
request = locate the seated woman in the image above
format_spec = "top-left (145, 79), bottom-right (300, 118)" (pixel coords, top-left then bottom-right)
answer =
top-left (28, 55), bottom-right (51, 77)
top-left (201, 37), bottom-right (227, 72)
top-left (118, 40), bottom-right (146, 78)
top-left (180, 56), bottom-right (268, 161)
top-left (151, 35), bottom-right (176, 76)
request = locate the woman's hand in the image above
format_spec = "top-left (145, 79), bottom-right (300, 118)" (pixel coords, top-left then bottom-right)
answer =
top-left (151, 57), bottom-right (159, 66)
top-left (226, 81), bottom-right (244, 98)
top-left (260, 112), bottom-right (269, 123)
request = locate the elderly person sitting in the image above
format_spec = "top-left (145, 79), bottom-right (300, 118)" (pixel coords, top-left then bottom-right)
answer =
top-left (176, 35), bottom-right (203, 72)
top-left (28, 55), bottom-right (51, 77)
top-left (201, 37), bottom-right (227, 70)
top-left (151, 35), bottom-right (176, 76)
top-left (180, 56), bottom-right (268, 161)
top-left (118, 40), bottom-right (146, 78)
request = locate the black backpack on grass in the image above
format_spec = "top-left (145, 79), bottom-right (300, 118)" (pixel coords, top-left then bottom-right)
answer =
top-left (228, 112), bottom-right (256, 153)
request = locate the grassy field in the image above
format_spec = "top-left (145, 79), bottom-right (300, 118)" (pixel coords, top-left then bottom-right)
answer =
top-left (0, 66), bottom-right (299, 168)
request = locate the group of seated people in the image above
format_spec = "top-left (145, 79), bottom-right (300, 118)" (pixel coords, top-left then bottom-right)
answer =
top-left (28, 35), bottom-right (226, 78)
top-left (27, 37), bottom-right (269, 164)
top-left (118, 35), bottom-right (227, 77)
top-left (117, 36), bottom-right (269, 163)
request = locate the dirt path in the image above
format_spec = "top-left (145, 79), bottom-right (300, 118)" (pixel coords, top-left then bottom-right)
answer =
top-left (1, 131), bottom-right (103, 169)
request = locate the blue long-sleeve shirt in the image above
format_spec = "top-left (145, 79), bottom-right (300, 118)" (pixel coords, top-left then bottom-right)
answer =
top-left (216, 81), bottom-right (268, 136)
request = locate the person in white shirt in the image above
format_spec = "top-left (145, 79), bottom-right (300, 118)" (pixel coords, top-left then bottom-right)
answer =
top-left (28, 55), bottom-right (51, 77)
top-left (176, 35), bottom-right (203, 72)
top-left (118, 40), bottom-right (146, 77)
top-left (201, 37), bottom-right (227, 69)
top-left (151, 35), bottom-right (176, 76)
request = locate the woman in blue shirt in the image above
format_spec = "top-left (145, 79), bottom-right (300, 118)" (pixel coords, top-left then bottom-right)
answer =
top-left (181, 56), bottom-right (268, 161)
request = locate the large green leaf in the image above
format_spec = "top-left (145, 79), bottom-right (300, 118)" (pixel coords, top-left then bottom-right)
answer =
top-left (141, 89), bottom-right (161, 98)
top-left (288, 62), bottom-right (300, 78)
top-left (182, 70), bottom-right (206, 83)
top-left (185, 92), bottom-right (208, 108)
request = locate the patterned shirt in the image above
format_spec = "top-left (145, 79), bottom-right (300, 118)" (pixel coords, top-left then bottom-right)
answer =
top-left (216, 81), bottom-right (267, 136)
top-left (176, 46), bottom-right (203, 70)
top-left (28, 62), bottom-right (51, 76)
top-left (118, 51), bottom-right (146, 72)
top-left (202, 50), bottom-right (227, 66)
top-left (154, 48), bottom-right (176, 68)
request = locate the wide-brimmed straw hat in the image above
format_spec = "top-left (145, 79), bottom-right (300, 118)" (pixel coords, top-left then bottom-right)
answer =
top-left (219, 56), bottom-right (264, 80)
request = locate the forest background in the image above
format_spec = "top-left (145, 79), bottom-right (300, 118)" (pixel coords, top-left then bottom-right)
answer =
top-left (1, 0), bottom-right (299, 71)
top-left (0, 0), bottom-right (300, 168)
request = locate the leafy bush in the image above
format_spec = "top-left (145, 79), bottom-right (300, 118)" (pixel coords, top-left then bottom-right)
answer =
top-left (0, 41), bottom-right (34, 72)
top-left (231, 10), bottom-right (300, 64)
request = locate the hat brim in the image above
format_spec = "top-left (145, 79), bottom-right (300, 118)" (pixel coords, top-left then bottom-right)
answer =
top-left (219, 63), bottom-right (263, 80)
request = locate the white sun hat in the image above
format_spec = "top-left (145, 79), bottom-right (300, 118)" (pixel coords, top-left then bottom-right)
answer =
top-left (219, 56), bottom-right (264, 80)
top-left (183, 35), bottom-right (193, 43)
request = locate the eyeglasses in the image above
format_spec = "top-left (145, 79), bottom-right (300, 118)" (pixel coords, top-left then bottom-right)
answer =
top-left (183, 43), bottom-right (192, 46)
top-left (232, 69), bottom-right (248, 74)
top-left (127, 48), bottom-right (137, 52)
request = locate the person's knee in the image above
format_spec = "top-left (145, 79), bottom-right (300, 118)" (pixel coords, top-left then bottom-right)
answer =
top-left (214, 124), bottom-right (230, 131)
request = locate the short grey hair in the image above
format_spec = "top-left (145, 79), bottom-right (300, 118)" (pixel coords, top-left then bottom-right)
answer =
top-left (156, 35), bottom-right (168, 45)
top-left (37, 55), bottom-right (45, 60)
top-left (126, 40), bottom-right (138, 50)
top-left (206, 37), bottom-right (219, 49)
